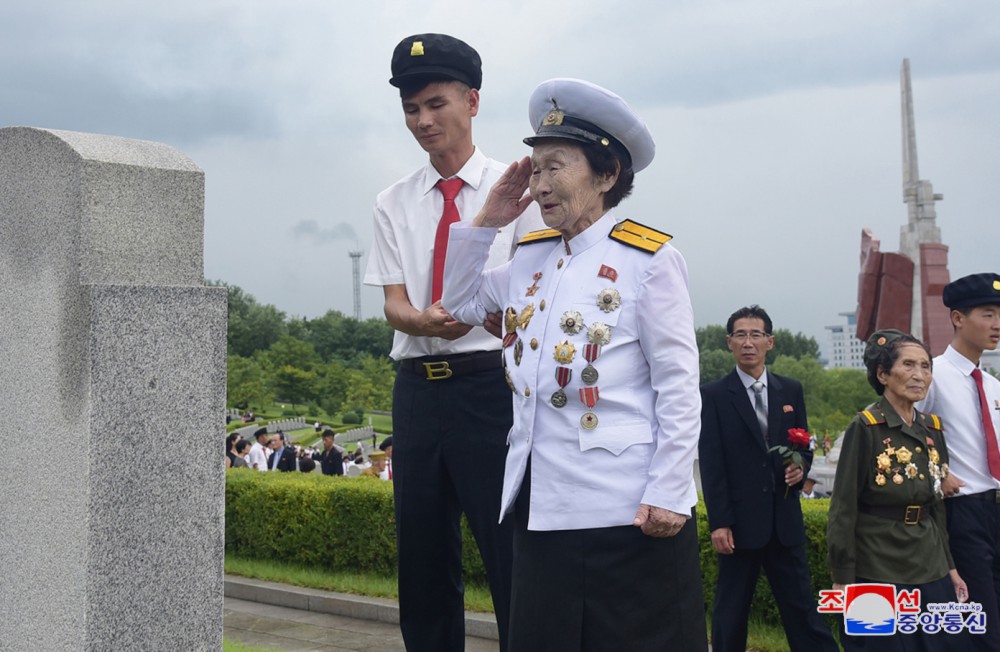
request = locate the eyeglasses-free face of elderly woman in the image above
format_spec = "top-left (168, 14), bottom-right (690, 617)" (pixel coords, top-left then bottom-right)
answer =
top-left (867, 336), bottom-right (933, 424)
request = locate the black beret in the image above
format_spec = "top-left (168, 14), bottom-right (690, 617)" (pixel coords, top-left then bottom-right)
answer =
top-left (942, 273), bottom-right (1000, 310)
top-left (379, 436), bottom-right (393, 451)
top-left (389, 33), bottom-right (482, 90)
top-left (253, 427), bottom-right (268, 439)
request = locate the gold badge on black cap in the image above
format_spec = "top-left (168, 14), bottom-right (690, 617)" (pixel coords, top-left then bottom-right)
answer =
top-left (410, 41), bottom-right (424, 56)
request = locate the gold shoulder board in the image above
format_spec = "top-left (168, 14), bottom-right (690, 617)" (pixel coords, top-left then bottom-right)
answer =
top-left (859, 409), bottom-right (885, 425)
top-left (609, 219), bottom-right (672, 254)
top-left (518, 228), bottom-right (562, 245)
top-left (921, 413), bottom-right (943, 431)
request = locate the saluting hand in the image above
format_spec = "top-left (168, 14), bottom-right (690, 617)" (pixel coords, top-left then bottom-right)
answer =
top-left (472, 157), bottom-right (534, 228)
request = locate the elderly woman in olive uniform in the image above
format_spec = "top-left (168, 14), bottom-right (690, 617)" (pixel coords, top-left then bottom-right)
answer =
top-left (441, 78), bottom-right (705, 651)
top-left (827, 329), bottom-right (969, 650)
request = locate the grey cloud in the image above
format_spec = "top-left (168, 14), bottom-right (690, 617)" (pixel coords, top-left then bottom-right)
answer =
top-left (291, 220), bottom-right (359, 245)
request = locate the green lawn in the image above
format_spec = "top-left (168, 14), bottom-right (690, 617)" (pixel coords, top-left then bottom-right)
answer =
top-left (223, 639), bottom-right (276, 652)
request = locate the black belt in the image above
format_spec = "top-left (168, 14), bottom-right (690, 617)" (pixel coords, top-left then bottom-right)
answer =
top-left (399, 350), bottom-right (502, 380)
top-left (860, 504), bottom-right (931, 525)
top-left (955, 489), bottom-right (1000, 503)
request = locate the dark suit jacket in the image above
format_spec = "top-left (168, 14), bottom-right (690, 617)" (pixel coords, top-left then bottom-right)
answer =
top-left (267, 447), bottom-right (297, 472)
top-left (312, 448), bottom-right (344, 476)
top-left (699, 369), bottom-right (813, 549)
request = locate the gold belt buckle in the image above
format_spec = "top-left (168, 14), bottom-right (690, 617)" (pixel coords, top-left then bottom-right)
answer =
top-left (904, 505), bottom-right (921, 525)
top-left (423, 360), bottom-right (453, 380)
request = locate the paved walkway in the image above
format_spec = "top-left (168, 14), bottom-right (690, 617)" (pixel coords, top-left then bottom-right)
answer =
top-left (224, 576), bottom-right (499, 652)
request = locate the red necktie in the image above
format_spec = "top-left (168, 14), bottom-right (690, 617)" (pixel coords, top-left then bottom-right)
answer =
top-left (431, 178), bottom-right (464, 303)
top-left (971, 368), bottom-right (1000, 481)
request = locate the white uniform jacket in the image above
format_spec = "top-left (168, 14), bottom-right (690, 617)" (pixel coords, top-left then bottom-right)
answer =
top-left (442, 212), bottom-right (701, 531)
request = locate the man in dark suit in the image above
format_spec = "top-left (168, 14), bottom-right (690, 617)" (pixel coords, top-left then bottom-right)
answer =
top-left (699, 305), bottom-right (836, 652)
top-left (312, 429), bottom-right (344, 476)
top-left (267, 433), bottom-right (297, 472)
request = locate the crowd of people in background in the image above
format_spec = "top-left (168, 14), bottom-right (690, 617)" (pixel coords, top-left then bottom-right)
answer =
top-left (224, 427), bottom-right (393, 481)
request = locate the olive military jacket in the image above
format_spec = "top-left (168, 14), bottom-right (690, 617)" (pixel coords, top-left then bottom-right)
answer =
top-left (827, 397), bottom-right (954, 585)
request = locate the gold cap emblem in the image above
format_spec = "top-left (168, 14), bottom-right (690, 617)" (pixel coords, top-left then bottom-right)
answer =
top-left (994, 280), bottom-right (1000, 290)
top-left (410, 41), bottom-right (424, 56)
top-left (542, 110), bottom-right (564, 126)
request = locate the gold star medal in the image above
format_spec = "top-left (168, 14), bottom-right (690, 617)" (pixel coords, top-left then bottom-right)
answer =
top-left (895, 447), bottom-right (912, 464)
top-left (875, 474), bottom-right (887, 486)
top-left (892, 473), bottom-right (904, 485)
top-left (553, 340), bottom-right (576, 364)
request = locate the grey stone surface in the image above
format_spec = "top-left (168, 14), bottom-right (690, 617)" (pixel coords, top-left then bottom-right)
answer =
top-left (224, 575), bottom-right (500, 642)
top-left (0, 126), bottom-right (226, 650)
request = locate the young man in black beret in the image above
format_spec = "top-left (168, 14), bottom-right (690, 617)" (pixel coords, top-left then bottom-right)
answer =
top-left (918, 272), bottom-right (1000, 650)
top-left (363, 33), bottom-right (541, 652)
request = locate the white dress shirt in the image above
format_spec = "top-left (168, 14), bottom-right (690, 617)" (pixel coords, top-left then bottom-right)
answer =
top-left (442, 212), bottom-right (701, 531)
top-left (364, 147), bottom-right (543, 361)
top-left (917, 345), bottom-right (1000, 494)
top-left (246, 441), bottom-right (268, 472)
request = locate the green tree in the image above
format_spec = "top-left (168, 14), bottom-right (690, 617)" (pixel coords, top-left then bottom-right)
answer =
top-left (214, 281), bottom-right (287, 357)
top-left (769, 328), bottom-right (820, 363)
top-left (316, 360), bottom-right (350, 417)
top-left (699, 349), bottom-right (733, 385)
top-left (226, 354), bottom-right (273, 410)
top-left (272, 365), bottom-right (318, 409)
top-left (696, 325), bottom-right (729, 354)
top-left (266, 334), bottom-right (321, 372)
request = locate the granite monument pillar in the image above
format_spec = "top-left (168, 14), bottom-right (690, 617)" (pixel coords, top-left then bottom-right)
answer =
top-left (0, 127), bottom-right (226, 650)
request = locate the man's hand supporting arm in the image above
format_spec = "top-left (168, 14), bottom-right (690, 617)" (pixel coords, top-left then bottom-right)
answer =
top-left (382, 285), bottom-right (472, 340)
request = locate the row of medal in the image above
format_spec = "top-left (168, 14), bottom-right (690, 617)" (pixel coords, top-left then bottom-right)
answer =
top-left (502, 261), bottom-right (623, 432)
top-left (874, 436), bottom-right (948, 499)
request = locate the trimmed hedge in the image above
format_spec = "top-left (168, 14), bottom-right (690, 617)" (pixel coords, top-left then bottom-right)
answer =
top-left (226, 470), bottom-right (836, 629)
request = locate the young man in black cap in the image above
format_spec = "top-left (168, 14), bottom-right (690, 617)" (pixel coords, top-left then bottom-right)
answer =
top-left (918, 272), bottom-right (1000, 650)
top-left (363, 33), bottom-right (541, 652)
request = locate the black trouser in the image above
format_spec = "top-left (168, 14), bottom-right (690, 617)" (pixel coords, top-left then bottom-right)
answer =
top-left (947, 493), bottom-right (1000, 652)
top-left (508, 459), bottom-right (708, 652)
top-left (392, 360), bottom-right (513, 652)
top-left (712, 535), bottom-right (838, 652)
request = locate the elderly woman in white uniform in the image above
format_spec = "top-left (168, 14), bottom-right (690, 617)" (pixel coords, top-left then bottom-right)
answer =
top-left (442, 79), bottom-right (706, 651)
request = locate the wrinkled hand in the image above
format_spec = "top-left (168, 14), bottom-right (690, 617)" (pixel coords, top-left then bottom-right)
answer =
top-left (483, 311), bottom-right (503, 339)
top-left (472, 157), bottom-right (534, 228)
top-left (942, 472), bottom-right (966, 497)
top-left (710, 527), bottom-right (735, 555)
top-left (632, 504), bottom-right (686, 538)
top-left (784, 464), bottom-right (804, 487)
top-left (950, 569), bottom-right (968, 603)
top-left (420, 302), bottom-right (473, 340)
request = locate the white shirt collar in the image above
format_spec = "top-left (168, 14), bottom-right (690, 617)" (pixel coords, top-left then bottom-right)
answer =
top-left (943, 344), bottom-right (980, 375)
top-left (736, 366), bottom-right (766, 389)
top-left (420, 146), bottom-right (488, 194)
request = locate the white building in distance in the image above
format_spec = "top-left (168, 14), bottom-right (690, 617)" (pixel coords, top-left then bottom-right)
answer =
top-left (824, 312), bottom-right (866, 370)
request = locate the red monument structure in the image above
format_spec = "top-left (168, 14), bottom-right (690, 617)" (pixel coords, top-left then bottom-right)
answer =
top-left (856, 59), bottom-right (952, 355)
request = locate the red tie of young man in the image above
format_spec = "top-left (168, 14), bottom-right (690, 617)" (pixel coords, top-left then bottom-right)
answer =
top-left (971, 368), bottom-right (1000, 480)
top-left (431, 178), bottom-right (464, 303)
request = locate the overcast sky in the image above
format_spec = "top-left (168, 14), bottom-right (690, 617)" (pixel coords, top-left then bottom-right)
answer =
top-left (3, 0), bottom-right (998, 349)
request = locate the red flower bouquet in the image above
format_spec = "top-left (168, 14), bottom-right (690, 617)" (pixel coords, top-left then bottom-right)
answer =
top-left (768, 428), bottom-right (811, 496)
